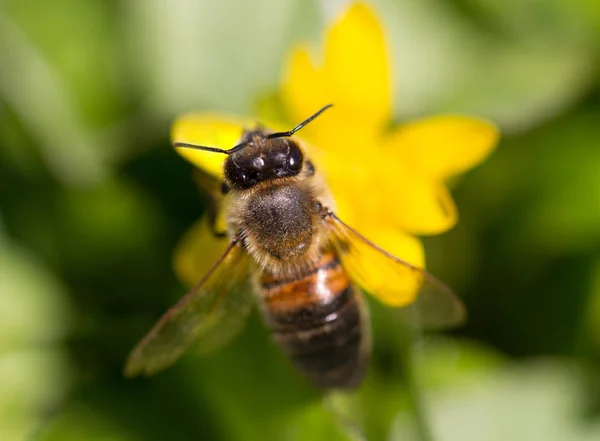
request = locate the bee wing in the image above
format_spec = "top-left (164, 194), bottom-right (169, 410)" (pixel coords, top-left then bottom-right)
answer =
top-left (325, 213), bottom-right (466, 330)
top-left (125, 241), bottom-right (252, 377)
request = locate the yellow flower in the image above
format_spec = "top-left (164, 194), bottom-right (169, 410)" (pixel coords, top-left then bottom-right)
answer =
top-left (171, 3), bottom-right (498, 300)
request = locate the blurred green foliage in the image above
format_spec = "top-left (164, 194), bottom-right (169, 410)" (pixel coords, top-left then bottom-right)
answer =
top-left (1, 1), bottom-right (599, 440)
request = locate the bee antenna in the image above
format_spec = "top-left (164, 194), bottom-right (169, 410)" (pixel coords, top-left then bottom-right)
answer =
top-left (173, 103), bottom-right (332, 153)
top-left (268, 104), bottom-right (333, 139)
top-left (173, 141), bottom-right (248, 155)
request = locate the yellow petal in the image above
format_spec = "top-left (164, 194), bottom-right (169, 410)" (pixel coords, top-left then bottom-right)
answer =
top-left (281, 46), bottom-right (330, 139)
top-left (387, 170), bottom-right (458, 235)
top-left (322, 141), bottom-right (457, 236)
top-left (281, 3), bottom-right (391, 136)
top-left (323, 3), bottom-right (391, 129)
top-left (173, 215), bottom-right (230, 288)
top-left (171, 114), bottom-right (250, 177)
top-left (341, 222), bottom-right (425, 307)
top-left (386, 115), bottom-right (499, 180)
top-left (360, 223), bottom-right (425, 269)
top-left (323, 146), bottom-right (385, 225)
top-left (330, 146), bottom-right (457, 235)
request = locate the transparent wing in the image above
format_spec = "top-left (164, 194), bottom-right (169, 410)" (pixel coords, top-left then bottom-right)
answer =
top-left (325, 213), bottom-right (466, 330)
top-left (125, 241), bottom-right (252, 377)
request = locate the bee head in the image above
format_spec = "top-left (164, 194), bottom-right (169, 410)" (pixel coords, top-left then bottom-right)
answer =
top-left (173, 104), bottom-right (332, 190)
top-left (224, 136), bottom-right (303, 190)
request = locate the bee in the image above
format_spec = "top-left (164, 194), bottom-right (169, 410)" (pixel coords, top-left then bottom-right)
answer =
top-left (125, 105), bottom-right (465, 389)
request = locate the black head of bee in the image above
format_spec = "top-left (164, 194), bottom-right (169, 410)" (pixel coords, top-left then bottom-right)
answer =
top-left (224, 136), bottom-right (303, 190)
top-left (173, 104), bottom-right (332, 189)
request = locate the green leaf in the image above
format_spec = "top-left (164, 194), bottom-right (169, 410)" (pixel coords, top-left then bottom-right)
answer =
top-left (460, 111), bottom-right (600, 257)
top-left (35, 404), bottom-right (141, 441)
top-left (378, 0), bottom-right (598, 132)
top-left (124, 0), bottom-right (323, 115)
top-left (0, 236), bottom-right (72, 441)
top-left (179, 315), bottom-right (324, 441)
top-left (586, 258), bottom-right (600, 348)
top-left (390, 361), bottom-right (600, 441)
top-left (0, 4), bottom-right (117, 184)
top-left (0, 242), bottom-right (71, 350)
top-left (325, 329), bottom-right (506, 441)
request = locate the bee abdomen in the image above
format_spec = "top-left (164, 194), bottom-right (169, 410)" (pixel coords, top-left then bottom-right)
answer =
top-left (259, 252), bottom-right (369, 389)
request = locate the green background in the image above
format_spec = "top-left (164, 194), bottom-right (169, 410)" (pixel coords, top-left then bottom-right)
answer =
top-left (1, 1), bottom-right (599, 440)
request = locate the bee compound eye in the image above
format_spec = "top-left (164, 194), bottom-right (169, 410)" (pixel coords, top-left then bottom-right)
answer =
top-left (224, 157), bottom-right (249, 189)
top-left (287, 144), bottom-right (303, 172)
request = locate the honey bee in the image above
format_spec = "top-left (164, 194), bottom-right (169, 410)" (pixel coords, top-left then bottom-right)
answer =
top-left (125, 105), bottom-right (465, 389)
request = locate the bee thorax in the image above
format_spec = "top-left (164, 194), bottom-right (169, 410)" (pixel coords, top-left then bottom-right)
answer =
top-left (242, 184), bottom-right (316, 265)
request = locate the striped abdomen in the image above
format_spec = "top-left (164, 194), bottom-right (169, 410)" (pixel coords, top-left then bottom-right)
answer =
top-left (258, 251), bottom-right (370, 389)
